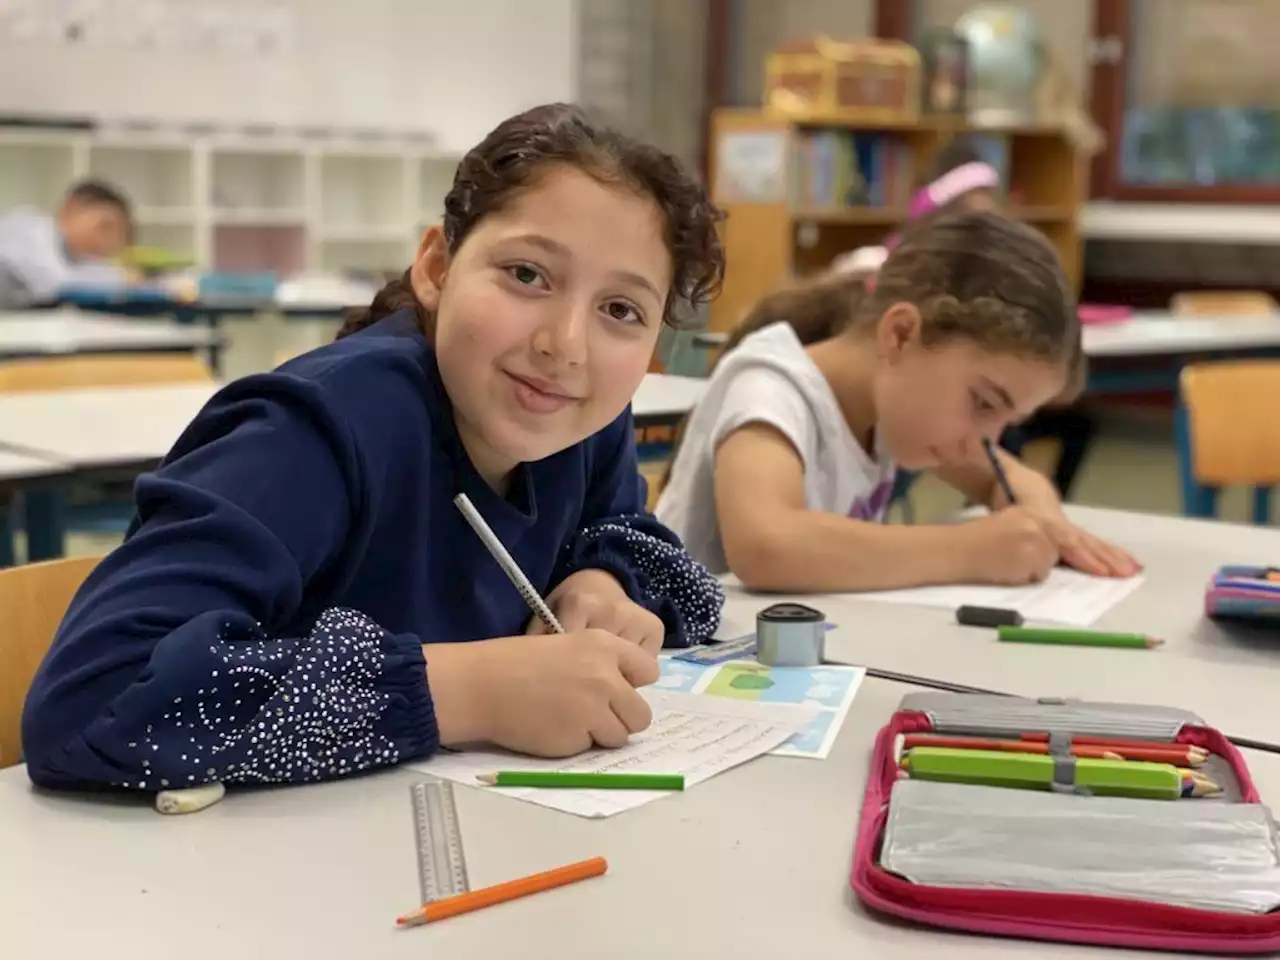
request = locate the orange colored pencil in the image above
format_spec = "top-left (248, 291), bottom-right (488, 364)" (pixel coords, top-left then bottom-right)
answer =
top-left (902, 734), bottom-right (1124, 761)
top-left (396, 856), bottom-right (607, 927)
top-left (1021, 733), bottom-right (1207, 764)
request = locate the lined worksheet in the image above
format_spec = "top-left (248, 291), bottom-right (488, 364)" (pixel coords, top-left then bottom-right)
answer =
top-left (855, 567), bottom-right (1144, 627)
top-left (407, 692), bottom-right (816, 818)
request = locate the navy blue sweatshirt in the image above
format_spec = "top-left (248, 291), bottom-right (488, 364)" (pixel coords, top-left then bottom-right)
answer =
top-left (21, 310), bottom-right (723, 791)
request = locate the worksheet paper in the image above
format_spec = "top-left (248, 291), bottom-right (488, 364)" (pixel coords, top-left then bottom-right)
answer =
top-left (407, 691), bottom-right (816, 819)
top-left (854, 567), bottom-right (1144, 627)
top-left (655, 657), bottom-right (864, 760)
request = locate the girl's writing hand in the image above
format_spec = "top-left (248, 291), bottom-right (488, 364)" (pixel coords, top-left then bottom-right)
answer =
top-left (528, 569), bottom-right (665, 655)
top-left (448, 630), bottom-right (659, 757)
top-left (1023, 508), bottom-right (1142, 578)
top-left (961, 507), bottom-right (1060, 585)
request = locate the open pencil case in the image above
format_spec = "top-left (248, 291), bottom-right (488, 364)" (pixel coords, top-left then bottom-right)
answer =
top-left (1207, 566), bottom-right (1280, 626)
top-left (851, 692), bottom-right (1280, 955)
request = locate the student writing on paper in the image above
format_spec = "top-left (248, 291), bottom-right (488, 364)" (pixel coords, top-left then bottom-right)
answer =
top-left (656, 212), bottom-right (1140, 594)
top-left (22, 104), bottom-right (725, 794)
top-left (833, 140), bottom-right (1097, 499)
top-left (0, 179), bottom-right (133, 308)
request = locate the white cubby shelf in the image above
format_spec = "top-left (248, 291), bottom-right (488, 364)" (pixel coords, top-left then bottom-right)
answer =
top-left (0, 125), bottom-right (460, 277)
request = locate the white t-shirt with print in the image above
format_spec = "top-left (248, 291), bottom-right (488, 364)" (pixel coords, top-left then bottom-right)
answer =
top-left (655, 322), bottom-right (898, 574)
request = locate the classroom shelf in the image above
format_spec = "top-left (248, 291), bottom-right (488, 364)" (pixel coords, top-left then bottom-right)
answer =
top-left (708, 107), bottom-right (1088, 335)
top-left (0, 125), bottom-right (460, 276)
top-left (211, 208), bottom-right (308, 226)
top-left (793, 207), bottom-right (909, 225)
top-left (88, 144), bottom-right (193, 209)
top-left (318, 238), bottom-right (407, 273)
top-left (0, 140), bottom-right (77, 212)
top-left (320, 155), bottom-right (404, 234)
top-left (134, 207), bottom-right (196, 225)
top-left (420, 156), bottom-right (457, 224)
top-left (210, 150), bottom-right (306, 215)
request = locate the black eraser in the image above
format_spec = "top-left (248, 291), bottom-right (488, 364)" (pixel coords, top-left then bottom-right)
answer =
top-left (956, 605), bottom-right (1024, 628)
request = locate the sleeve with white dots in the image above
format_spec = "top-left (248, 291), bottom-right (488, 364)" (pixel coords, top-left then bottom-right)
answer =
top-left (25, 606), bottom-right (436, 791)
top-left (560, 408), bottom-right (725, 647)
top-left (559, 515), bottom-right (725, 646)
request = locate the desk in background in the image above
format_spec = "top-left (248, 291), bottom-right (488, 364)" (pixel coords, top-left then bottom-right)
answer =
top-left (2, 506), bottom-right (1279, 958)
top-left (0, 309), bottom-right (224, 369)
top-left (0, 375), bottom-right (708, 562)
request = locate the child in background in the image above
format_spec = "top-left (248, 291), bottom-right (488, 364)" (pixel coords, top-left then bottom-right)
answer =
top-left (835, 139), bottom-right (1097, 499)
top-left (0, 179), bottom-right (133, 308)
top-left (22, 103), bottom-right (726, 794)
top-left (656, 212), bottom-right (1139, 594)
top-left (831, 139), bottom-right (999, 279)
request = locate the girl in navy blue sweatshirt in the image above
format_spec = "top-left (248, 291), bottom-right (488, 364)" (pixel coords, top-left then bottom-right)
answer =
top-left (21, 103), bottom-right (726, 795)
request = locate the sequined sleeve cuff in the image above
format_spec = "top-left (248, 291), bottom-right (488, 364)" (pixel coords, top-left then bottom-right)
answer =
top-left (557, 514), bottom-right (725, 647)
top-left (25, 607), bottom-right (436, 791)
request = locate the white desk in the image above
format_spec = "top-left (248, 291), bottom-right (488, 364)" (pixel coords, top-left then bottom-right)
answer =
top-left (2, 506), bottom-right (1279, 958)
top-left (0, 448), bottom-right (67, 485)
top-left (632, 372), bottom-right (707, 426)
top-left (1083, 311), bottom-right (1280, 359)
top-left (0, 375), bottom-right (704, 472)
top-left (0, 383), bottom-right (218, 470)
top-left (1082, 202), bottom-right (1280, 244)
top-left (0, 308), bottom-right (221, 359)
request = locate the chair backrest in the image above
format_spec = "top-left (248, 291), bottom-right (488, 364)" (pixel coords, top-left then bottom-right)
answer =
top-left (0, 354), bottom-right (212, 393)
top-left (1170, 291), bottom-right (1279, 318)
top-left (0, 555), bottom-right (101, 768)
top-left (1181, 361), bottom-right (1280, 486)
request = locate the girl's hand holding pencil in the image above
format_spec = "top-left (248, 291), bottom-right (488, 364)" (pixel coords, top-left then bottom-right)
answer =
top-left (432, 630), bottom-right (659, 758)
top-left (528, 569), bottom-right (665, 655)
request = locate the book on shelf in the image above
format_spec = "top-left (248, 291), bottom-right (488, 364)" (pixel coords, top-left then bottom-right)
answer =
top-left (789, 130), bottom-right (913, 211)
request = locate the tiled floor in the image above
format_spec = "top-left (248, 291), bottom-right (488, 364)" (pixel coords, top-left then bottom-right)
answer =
top-left (37, 318), bottom-right (1277, 561)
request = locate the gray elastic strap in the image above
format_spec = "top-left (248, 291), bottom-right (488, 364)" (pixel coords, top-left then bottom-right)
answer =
top-left (1049, 754), bottom-right (1080, 794)
top-left (1047, 731), bottom-right (1072, 756)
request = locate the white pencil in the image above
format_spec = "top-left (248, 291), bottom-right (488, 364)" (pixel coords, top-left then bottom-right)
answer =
top-left (452, 492), bottom-right (565, 634)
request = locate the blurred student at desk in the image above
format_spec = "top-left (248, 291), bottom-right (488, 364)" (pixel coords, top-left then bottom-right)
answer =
top-left (0, 179), bottom-right (133, 309)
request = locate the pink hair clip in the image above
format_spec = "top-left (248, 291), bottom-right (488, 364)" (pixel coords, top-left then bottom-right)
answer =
top-left (907, 161), bottom-right (1000, 221)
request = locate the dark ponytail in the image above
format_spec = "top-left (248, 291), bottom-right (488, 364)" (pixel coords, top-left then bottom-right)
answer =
top-left (336, 270), bottom-right (431, 340)
top-left (662, 270), bottom-right (868, 485)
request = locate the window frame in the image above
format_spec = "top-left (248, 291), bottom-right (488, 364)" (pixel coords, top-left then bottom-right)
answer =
top-left (874, 0), bottom-right (1280, 204)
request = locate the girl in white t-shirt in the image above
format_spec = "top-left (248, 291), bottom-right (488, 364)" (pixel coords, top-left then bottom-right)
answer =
top-left (656, 211), bottom-right (1139, 593)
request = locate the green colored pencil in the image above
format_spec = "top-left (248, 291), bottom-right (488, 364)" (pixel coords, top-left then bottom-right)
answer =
top-left (997, 625), bottom-right (1164, 649)
top-left (901, 747), bottom-right (1183, 800)
top-left (476, 771), bottom-right (685, 791)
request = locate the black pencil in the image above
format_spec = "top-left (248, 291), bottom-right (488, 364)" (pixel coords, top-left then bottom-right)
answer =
top-left (982, 436), bottom-right (1018, 506)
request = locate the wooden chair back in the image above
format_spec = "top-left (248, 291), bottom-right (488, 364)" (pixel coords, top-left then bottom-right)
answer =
top-left (1181, 361), bottom-right (1280, 486)
top-left (1170, 291), bottom-right (1279, 318)
top-left (0, 555), bottom-right (101, 768)
top-left (0, 354), bottom-right (212, 393)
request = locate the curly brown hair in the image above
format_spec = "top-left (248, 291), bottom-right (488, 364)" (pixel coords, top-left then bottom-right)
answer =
top-left (337, 103), bottom-right (725, 339)
top-left (720, 210), bottom-right (1081, 384)
top-left (664, 211), bottom-right (1084, 483)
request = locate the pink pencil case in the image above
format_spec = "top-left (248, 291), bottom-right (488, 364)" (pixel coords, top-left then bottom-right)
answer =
top-left (1207, 566), bottom-right (1280, 625)
top-left (851, 692), bottom-right (1280, 954)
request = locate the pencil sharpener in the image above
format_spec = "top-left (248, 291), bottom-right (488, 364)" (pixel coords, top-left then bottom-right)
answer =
top-left (755, 602), bottom-right (825, 667)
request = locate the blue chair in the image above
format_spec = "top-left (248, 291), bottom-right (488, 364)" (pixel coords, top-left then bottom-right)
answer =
top-left (1177, 361), bottom-right (1280, 524)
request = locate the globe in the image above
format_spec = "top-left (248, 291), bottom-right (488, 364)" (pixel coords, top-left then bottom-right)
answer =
top-left (954, 4), bottom-right (1044, 126)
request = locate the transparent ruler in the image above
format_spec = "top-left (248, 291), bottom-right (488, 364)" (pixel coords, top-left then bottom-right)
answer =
top-left (410, 779), bottom-right (470, 903)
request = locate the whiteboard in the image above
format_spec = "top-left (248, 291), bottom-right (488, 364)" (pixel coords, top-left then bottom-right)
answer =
top-left (0, 0), bottom-right (578, 152)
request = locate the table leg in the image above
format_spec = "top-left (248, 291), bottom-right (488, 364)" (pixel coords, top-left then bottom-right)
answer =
top-left (1253, 487), bottom-right (1274, 525)
top-left (23, 487), bottom-right (68, 561)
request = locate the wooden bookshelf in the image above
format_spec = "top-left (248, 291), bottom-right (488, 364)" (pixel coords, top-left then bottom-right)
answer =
top-left (707, 107), bottom-right (1087, 335)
